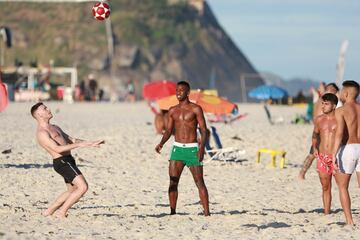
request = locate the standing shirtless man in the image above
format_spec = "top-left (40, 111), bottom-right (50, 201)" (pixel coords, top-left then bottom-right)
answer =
top-left (155, 81), bottom-right (210, 216)
top-left (299, 83), bottom-right (339, 179)
top-left (31, 102), bottom-right (104, 218)
top-left (333, 80), bottom-right (360, 225)
top-left (312, 93), bottom-right (338, 214)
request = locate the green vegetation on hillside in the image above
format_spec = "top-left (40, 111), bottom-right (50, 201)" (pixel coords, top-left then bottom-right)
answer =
top-left (0, 0), bottom-right (263, 101)
top-left (111, 0), bottom-right (200, 47)
top-left (0, 0), bottom-right (200, 76)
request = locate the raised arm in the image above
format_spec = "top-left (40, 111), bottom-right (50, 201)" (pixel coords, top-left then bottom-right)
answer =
top-left (195, 105), bottom-right (207, 161)
top-left (155, 108), bottom-right (175, 153)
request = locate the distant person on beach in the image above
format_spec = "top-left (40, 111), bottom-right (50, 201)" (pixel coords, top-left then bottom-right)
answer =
top-left (88, 74), bottom-right (98, 101)
top-left (79, 80), bottom-right (86, 101)
top-left (332, 80), bottom-right (360, 225)
top-left (299, 83), bottom-right (339, 180)
top-left (311, 93), bottom-right (338, 214)
top-left (31, 102), bottom-right (104, 218)
top-left (155, 81), bottom-right (210, 216)
top-left (313, 82), bottom-right (326, 104)
top-left (126, 80), bottom-right (136, 102)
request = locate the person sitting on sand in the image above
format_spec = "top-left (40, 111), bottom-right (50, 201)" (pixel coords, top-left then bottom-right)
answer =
top-left (311, 93), bottom-right (338, 214)
top-left (30, 102), bottom-right (104, 218)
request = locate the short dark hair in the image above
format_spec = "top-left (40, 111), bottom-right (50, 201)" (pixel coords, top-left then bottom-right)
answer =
top-left (343, 80), bottom-right (359, 96)
top-left (321, 93), bottom-right (338, 106)
top-left (177, 81), bottom-right (190, 89)
top-left (325, 83), bottom-right (339, 92)
top-left (30, 102), bottom-right (43, 118)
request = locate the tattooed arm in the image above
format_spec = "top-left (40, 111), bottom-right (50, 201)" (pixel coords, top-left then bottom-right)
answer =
top-left (299, 117), bottom-right (320, 179)
top-left (311, 117), bottom-right (320, 157)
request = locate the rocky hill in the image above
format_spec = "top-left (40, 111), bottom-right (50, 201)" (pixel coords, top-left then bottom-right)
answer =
top-left (0, 0), bottom-right (264, 101)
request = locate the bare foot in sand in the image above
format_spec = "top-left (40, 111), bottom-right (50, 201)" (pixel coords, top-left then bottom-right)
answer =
top-left (54, 211), bottom-right (68, 219)
top-left (42, 209), bottom-right (55, 217)
top-left (343, 224), bottom-right (356, 230)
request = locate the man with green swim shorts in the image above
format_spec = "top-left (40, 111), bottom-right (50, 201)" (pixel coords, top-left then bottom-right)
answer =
top-left (170, 142), bottom-right (202, 167)
top-left (155, 81), bottom-right (210, 216)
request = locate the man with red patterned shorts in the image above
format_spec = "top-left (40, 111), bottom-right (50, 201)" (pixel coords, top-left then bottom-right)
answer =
top-left (312, 93), bottom-right (338, 214)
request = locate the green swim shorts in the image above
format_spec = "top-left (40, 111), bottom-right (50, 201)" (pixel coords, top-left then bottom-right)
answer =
top-left (169, 142), bottom-right (202, 167)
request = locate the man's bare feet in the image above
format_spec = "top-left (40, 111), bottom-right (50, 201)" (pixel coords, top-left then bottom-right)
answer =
top-left (54, 211), bottom-right (68, 219)
top-left (42, 209), bottom-right (55, 217)
top-left (170, 208), bottom-right (176, 215)
top-left (343, 224), bottom-right (356, 230)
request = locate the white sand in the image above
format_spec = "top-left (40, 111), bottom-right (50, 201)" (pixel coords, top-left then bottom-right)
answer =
top-left (0, 102), bottom-right (359, 239)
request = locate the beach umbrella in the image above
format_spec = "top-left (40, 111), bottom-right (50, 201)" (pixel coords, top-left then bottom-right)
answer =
top-left (142, 80), bottom-right (176, 100)
top-left (248, 85), bottom-right (288, 100)
top-left (158, 91), bottom-right (237, 115)
top-left (0, 81), bottom-right (8, 112)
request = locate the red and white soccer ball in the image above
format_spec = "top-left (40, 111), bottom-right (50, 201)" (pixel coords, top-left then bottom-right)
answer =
top-left (92, 2), bottom-right (111, 21)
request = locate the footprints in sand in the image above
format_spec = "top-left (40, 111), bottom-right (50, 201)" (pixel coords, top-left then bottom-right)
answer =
top-left (2, 203), bottom-right (26, 213)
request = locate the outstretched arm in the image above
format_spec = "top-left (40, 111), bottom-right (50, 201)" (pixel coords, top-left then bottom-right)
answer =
top-left (155, 108), bottom-right (174, 153)
top-left (56, 125), bottom-right (104, 145)
top-left (67, 135), bottom-right (84, 144)
top-left (55, 126), bottom-right (84, 144)
top-left (195, 106), bottom-right (207, 161)
top-left (37, 131), bottom-right (96, 154)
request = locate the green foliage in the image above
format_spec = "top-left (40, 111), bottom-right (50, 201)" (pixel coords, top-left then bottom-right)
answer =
top-left (0, 0), bottom-right (202, 69)
top-left (109, 0), bottom-right (200, 47)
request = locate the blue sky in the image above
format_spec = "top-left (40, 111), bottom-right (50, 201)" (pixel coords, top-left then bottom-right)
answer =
top-left (206, 0), bottom-right (360, 82)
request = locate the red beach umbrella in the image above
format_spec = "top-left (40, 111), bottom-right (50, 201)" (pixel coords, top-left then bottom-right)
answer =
top-left (142, 80), bottom-right (176, 100)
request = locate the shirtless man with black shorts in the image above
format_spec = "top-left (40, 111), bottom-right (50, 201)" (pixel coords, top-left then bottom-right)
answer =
top-left (332, 80), bottom-right (360, 225)
top-left (155, 81), bottom-right (210, 216)
top-left (31, 102), bottom-right (104, 218)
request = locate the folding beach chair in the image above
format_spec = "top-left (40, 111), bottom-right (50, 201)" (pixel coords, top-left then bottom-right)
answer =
top-left (202, 126), bottom-right (246, 164)
top-left (207, 113), bottom-right (248, 124)
top-left (263, 105), bottom-right (284, 125)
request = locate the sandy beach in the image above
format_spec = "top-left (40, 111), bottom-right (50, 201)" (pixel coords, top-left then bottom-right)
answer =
top-left (0, 102), bottom-right (359, 239)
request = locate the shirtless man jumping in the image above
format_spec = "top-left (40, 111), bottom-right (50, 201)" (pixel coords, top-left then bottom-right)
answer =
top-left (31, 102), bottom-right (104, 218)
top-left (155, 81), bottom-right (210, 216)
top-left (312, 93), bottom-right (338, 214)
top-left (332, 80), bottom-right (360, 225)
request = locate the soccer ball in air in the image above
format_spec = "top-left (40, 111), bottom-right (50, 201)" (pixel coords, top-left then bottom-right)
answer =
top-left (92, 2), bottom-right (111, 21)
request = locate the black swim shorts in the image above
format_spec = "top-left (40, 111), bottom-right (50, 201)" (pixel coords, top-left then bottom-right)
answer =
top-left (53, 155), bottom-right (82, 184)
